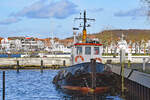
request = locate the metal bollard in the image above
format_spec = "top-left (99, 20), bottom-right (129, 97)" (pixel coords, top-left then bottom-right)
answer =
top-left (41, 60), bottom-right (43, 73)
top-left (17, 60), bottom-right (19, 73)
top-left (63, 60), bottom-right (66, 66)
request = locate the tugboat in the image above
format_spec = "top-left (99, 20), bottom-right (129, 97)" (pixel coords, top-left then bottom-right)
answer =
top-left (53, 11), bottom-right (118, 95)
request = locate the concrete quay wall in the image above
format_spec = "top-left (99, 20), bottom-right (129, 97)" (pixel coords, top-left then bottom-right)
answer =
top-left (0, 56), bottom-right (149, 66)
top-left (102, 56), bottom-right (150, 63)
top-left (0, 57), bottom-right (71, 66)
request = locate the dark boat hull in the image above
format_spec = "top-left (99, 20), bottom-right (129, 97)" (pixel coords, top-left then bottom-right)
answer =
top-left (53, 62), bottom-right (118, 94)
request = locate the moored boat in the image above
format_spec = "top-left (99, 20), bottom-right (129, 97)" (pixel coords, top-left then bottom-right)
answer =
top-left (53, 10), bottom-right (118, 95)
top-left (53, 61), bottom-right (118, 94)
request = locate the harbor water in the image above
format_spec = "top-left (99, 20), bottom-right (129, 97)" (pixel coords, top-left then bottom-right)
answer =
top-left (0, 54), bottom-right (21, 58)
top-left (0, 70), bottom-right (123, 100)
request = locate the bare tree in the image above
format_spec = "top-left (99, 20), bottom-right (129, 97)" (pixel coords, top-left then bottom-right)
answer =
top-left (141, 0), bottom-right (150, 17)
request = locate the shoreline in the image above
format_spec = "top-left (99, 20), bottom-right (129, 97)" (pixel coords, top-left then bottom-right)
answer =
top-left (0, 65), bottom-right (67, 70)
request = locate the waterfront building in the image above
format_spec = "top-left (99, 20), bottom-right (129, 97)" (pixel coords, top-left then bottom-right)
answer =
top-left (1, 38), bottom-right (11, 52)
top-left (21, 37), bottom-right (45, 51)
top-left (46, 39), bottom-right (71, 53)
top-left (0, 35), bottom-right (150, 55)
top-left (0, 37), bottom-right (45, 52)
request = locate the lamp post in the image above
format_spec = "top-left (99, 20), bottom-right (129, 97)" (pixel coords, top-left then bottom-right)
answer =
top-left (73, 27), bottom-right (79, 44)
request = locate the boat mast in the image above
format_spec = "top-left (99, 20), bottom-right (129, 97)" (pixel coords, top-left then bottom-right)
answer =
top-left (83, 11), bottom-right (87, 43)
top-left (75, 10), bottom-right (95, 43)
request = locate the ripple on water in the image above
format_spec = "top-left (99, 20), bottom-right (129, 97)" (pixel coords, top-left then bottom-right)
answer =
top-left (0, 70), bottom-right (123, 100)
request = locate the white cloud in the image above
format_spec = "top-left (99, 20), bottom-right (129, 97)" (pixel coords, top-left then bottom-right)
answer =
top-left (0, 0), bottom-right (79, 25)
top-left (12, 0), bottom-right (79, 19)
top-left (114, 7), bottom-right (148, 17)
top-left (88, 8), bottom-right (104, 13)
top-left (0, 17), bottom-right (21, 25)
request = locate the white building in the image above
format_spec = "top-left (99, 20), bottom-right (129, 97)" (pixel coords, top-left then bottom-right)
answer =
top-left (1, 38), bottom-right (10, 51)
top-left (45, 39), bottom-right (71, 53)
top-left (0, 37), bottom-right (45, 52)
top-left (21, 38), bottom-right (45, 51)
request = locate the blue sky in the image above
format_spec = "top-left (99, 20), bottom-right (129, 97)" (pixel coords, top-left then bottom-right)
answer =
top-left (0, 0), bottom-right (149, 39)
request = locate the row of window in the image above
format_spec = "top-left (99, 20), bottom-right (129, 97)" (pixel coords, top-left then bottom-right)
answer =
top-left (76, 47), bottom-right (100, 55)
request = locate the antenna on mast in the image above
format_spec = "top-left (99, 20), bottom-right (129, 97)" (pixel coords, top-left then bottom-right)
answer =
top-left (74, 10), bottom-right (95, 43)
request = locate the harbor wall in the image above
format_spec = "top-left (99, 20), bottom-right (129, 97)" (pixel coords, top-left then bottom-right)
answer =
top-left (0, 57), bottom-right (71, 66)
top-left (102, 56), bottom-right (150, 63)
top-left (0, 56), bottom-right (149, 66)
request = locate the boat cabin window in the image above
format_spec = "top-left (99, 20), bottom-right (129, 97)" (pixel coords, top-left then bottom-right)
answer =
top-left (85, 47), bottom-right (91, 55)
top-left (77, 47), bottom-right (82, 54)
top-left (94, 47), bottom-right (99, 55)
